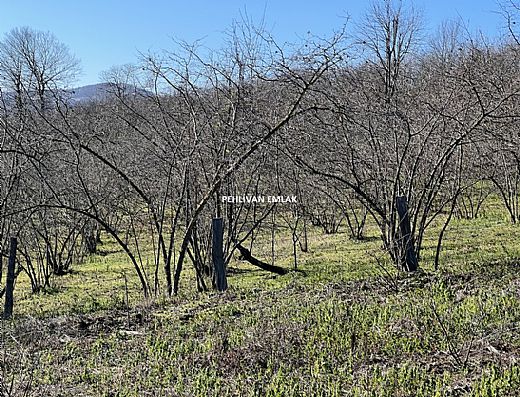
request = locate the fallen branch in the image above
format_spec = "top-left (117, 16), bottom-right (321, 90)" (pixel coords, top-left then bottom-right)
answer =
top-left (235, 244), bottom-right (288, 275)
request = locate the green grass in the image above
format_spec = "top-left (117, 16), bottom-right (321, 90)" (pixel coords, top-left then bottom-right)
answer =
top-left (1, 197), bottom-right (519, 396)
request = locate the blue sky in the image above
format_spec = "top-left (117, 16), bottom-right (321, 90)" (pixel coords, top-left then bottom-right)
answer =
top-left (0, 1), bottom-right (506, 87)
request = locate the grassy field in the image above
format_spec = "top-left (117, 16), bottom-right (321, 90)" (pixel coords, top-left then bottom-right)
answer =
top-left (1, 199), bottom-right (520, 396)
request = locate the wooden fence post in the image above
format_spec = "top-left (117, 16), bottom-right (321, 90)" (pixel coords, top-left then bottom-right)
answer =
top-left (3, 236), bottom-right (17, 320)
top-left (396, 196), bottom-right (418, 272)
top-left (212, 218), bottom-right (227, 291)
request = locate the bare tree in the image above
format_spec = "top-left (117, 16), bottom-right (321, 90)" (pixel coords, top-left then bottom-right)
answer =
top-left (0, 27), bottom-right (80, 110)
top-left (291, 0), bottom-right (519, 271)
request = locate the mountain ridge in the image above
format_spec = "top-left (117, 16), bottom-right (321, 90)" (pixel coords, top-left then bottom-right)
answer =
top-left (68, 82), bottom-right (147, 103)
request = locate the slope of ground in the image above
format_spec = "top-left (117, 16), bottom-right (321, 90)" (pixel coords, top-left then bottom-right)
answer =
top-left (1, 201), bottom-right (519, 396)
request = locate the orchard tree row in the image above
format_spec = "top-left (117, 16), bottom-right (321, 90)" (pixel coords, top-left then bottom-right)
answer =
top-left (0, 1), bottom-right (519, 296)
